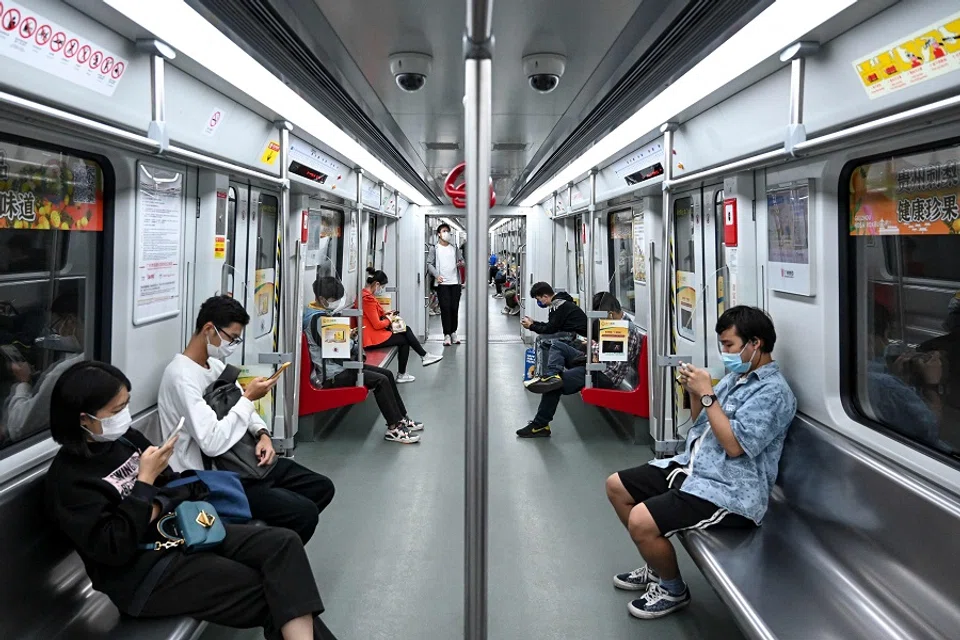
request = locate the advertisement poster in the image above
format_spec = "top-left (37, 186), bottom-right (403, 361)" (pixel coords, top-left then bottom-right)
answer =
top-left (676, 270), bottom-right (697, 341)
top-left (853, 10), bottom-right (960, 100)
top-left (320, 317), bottom-right (350, 359)
top-left (239, 365), bottom-right (273, 426)
top-left (134, 164), bottom-right (183, 325)
top-left (0, 142), bottom-right (103, 231)
top-left (767, 183), bottom-right (814, 297)
top-left (599, 319), bottom-right (629, 362)
top-left (254, 268), bottom-right (275, 337)
top-left (849, 147), bottom-right (960, 236)
top-left (633, 215), bottom-right (646, 283)
top-left (348, 211), bottom-right (358, 273)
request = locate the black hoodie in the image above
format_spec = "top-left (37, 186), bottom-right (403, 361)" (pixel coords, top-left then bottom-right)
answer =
top-left (528, 291), bottom-right (588, 337)
top-left (45, 429), bottom-right (198, 614)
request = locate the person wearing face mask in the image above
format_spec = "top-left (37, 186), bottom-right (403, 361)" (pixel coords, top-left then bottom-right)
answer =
top-left (158, 295), bottom-right (335, 544)
top-left (305, 277), bottom-right (423, 444)
top-left (519, 281), bottom-right (588, 388)
top-left (46, 361), bottom-right (340, 639)
top-left (605, 306), bottom-right (796, 621)
top-left (426, 223), bottom-right (464, 346)
top-left (360, 268), bottom-right (443, 383)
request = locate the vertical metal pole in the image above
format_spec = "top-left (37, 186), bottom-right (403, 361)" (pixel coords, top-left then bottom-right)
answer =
top-left (137, 39), bottom-right (174, 152)
top-left (789, 57), bottom-right (805, 126)
top-left (276, 121), bottom-right (300, 442)
top-left (584, 169), bottom-right (597, 389)
top-left (464, 36), bottom-right (493, 640)
top-left (355, 169), bottom-right (366, 387)
top-left (149, 55), bottom-right (165, 125)
top-left (658, 123), bottom-right (678, 451)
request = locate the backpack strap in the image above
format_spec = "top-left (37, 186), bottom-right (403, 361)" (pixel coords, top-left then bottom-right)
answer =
top-left (217, 363), bottom-right (240, 385)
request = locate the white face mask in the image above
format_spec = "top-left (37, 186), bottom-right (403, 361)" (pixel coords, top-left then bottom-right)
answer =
top-left (83, 406), bottom-right (132, 442)
top-left (440, 231), bottom-right (450, 242)
top-left (206, 330), bottom-right (238, 360)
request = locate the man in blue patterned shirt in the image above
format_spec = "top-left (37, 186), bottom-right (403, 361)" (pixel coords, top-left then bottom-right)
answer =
top-left (605, 306), bottom-right (796, 620)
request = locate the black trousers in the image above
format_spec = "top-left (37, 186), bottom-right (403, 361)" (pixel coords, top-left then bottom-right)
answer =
top-left (437, 284), bottom-right (462, 335)
top-left (489, 265), bottom-right (498, 282)
top-left (138, 524), bottom-right (337, 640)
top-left (243, 457), bottom-right (335, 544)
top-left (368, 326), bottom-right (427, 374)
top-left (331, 364), bottom-right (407, 425)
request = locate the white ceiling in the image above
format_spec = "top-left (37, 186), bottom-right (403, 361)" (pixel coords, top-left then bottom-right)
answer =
top-left (311, 0), bottom-right (651, 198)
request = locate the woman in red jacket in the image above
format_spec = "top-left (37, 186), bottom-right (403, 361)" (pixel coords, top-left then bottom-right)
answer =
top-left (361, 268), bottom-right (442, 383)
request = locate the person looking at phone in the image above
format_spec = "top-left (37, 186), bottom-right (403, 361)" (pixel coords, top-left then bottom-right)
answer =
top-left (360, 268), bottom-right (442, 383)
top-left (605, 306), bottom-right (796, 620)
top-left (46, 361), bottom-right (340, 639)
top-left (426, 223), bottom-right (464, 346)
top-left (158, 295), bottom-right (334, 544)
top-left (306, 277), bottom-right (424, 444)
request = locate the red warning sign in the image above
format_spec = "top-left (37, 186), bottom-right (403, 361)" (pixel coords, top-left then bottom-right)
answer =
top-left (100, 56), bottom-right (113, 75)
top-left (89, 50), bottom-right (102, 70)
top-left (110, 61), bottom-right (125, 80)
top-left (34, 23), bottom-right (51, 46)
top-left (49, 30), bottom-right (65, 52)
top-left (2, 7), bottom-right (20, 31)
top-left (63, 38), bottom-right (78, 58)
top-left (17, 13), bottom-right (33, 39)
top-left (76, 44), bottom-right (91, 65)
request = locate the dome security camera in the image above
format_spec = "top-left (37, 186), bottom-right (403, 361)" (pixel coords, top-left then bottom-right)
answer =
top-left (523, 54), bottom-right (566, 94)
top-left (389, 53), bottom-right (433, 93)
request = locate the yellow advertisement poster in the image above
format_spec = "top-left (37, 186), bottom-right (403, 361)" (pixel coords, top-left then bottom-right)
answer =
top-left (214, 235), bottom-right (226, 259)
top-left (598, 319), bottom-right (629, 362)
top-left (853, 11), bottom-right (960, 100)
top-left (849, 147), bottom-right (960, 236)
top-left (676, 271), bottom-right (697, 341)
top-left (238, 365), bottom-right (273, 426)
top-left (632, 215), bottom-right (646, 283)
top-left (320, 316), bottom-right (351, 359)
top-left (254, 268), bottom-right (275, 337)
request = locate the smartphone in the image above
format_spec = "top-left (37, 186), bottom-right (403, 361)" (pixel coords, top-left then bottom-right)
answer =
top-left (164, 417), bottom-right (185, 448)
top-left (268, 361), bottom-right (292, 381)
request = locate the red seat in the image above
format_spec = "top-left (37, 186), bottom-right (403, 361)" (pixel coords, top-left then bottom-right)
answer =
top-left (298, 333), bottom-right (368, 416)
top-left (581, 334), bottom-right (649, 418)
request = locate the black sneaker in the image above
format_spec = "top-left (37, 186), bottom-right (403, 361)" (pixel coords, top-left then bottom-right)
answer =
top-left (526, 375), bottom-right (563, 394)
top-left (516, 422), bottom-right (551, 438)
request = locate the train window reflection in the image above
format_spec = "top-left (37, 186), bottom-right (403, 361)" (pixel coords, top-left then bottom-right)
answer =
top-left (0, 138), bottom-right (106, 454)
top-left (847, 144), bottom-right (960, 461)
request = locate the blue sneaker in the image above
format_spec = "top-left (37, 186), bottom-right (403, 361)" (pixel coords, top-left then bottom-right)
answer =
top-left (614, 565), bottom-right (660, 591)
top-left (628, 582), bottom-right (691, 619)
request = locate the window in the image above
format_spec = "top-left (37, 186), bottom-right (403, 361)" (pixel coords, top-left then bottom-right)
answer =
top-left (0, 138), bottom-right (108, 453)
top-left (607, 209), bottom-right (635, 314)
top-left (574, 215), bottom-right (585, 294)
top-left (307, 208), bottom-right (344, 280)
top-left (254, 193), bottom-right (279, 338)
top-left (714, 190), bottom-right (728, 316)
top-left (845, 142), bottom-right (960, 463)
top-left (674, 196), bottom-right (697, 339)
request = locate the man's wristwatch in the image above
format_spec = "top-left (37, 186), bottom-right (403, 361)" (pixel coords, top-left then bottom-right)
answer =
top-left (700, 394), bottom-right (718, 408)
top-left (255, 428), bottom-right (271, 440)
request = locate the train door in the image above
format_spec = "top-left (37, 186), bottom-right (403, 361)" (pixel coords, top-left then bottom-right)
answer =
top-left (702, 186), bottom-right (727, 378)
top-left (221, 182), bottom-right (281, 369)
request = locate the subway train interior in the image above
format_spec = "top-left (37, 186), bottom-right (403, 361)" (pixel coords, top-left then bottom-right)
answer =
top-left (2, 0), bottom-right (960, 638)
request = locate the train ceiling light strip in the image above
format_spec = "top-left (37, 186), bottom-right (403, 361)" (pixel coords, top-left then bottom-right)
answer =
top-left (102, 0), bottom-right (433, 206)
top-left (518, 0), bottom-right (857, 207)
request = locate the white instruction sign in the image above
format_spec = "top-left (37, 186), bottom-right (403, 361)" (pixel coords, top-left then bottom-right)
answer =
top-left (134, 164), bottom-right (183, 325)
top-left (203, 106), bottom-right (227, 137)
top-left (0, 0), bottom-right (128, 96)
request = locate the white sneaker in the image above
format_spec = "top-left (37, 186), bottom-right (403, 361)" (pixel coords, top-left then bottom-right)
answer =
top-left (450, 332), bottom-right (461, 344)
top-left (443, 335), bottom-right (452, 346)
top-left (422, 353), bottom-right (443, 366)
top-left (402, 417), bottom-right (424, 432)
top-left (384, 426), bottom-right (420, 444)
top-left (396, 373), bottom-right (416, 383)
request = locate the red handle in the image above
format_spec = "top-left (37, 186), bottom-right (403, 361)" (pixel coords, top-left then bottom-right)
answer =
top-left (443, 162), bottom-right (496, 209)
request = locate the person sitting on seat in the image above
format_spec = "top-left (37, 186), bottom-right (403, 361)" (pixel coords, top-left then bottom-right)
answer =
top-left (605, 306), bottom-right (796, 620)
top-left (516, 292), bottom-right (642, 438)
top-left (304, 276), bottom-right (423, 444)
top-left (46, 361), bottom-right (338, 639)
top-left (501, 269), bottom-right (521, 316)
top-left (360, 268), bottom-right (442, 382)
top-left (521, 282), bottom-right (590, 390)
top-left (158, 295), bottom-right (335, 545)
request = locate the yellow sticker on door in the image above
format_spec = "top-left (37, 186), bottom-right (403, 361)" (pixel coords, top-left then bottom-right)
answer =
top-left (261, 140), bottom-right (281, 165)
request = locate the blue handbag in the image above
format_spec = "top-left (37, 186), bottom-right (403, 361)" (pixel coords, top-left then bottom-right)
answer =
top-left (166, 470), bottom-right (252, 524)
top-left (142, 500), bottom-right (226, 553)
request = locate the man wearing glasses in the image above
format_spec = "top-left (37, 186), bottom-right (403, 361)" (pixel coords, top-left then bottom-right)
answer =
top-left (158, 295), bottom-right (335, 544)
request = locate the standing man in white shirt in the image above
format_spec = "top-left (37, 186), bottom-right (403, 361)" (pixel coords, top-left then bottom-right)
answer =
top-left (158, 295), bottom-right (335, 544)
top-left (426, 223), bottom-right (464, 347)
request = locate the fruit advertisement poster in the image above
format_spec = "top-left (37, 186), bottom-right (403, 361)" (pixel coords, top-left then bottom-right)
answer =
top-left (0, 142), bottom-right (103, 232)
top-left (849, 147), bottom-right (960, 236)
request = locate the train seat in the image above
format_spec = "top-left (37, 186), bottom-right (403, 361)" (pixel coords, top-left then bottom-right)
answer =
top-left (0, 460), bottom-right (204, 639)
top-left (298, 334), bottom-right (399, 416)
top-left (580, 334), bottom-right (649, 418)
top-left (678, 416), bottom-right (960, 640)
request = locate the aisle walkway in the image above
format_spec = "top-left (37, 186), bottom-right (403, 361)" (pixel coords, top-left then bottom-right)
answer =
top-left (203, 303), bottom-right (744, 640)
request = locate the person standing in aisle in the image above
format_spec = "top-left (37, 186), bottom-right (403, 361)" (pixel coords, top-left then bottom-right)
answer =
top-left (427, 223), bottom-right (464, 347)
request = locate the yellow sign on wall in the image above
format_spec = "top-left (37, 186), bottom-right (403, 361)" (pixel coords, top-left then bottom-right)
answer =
top-left (214, 234), bottom-right (226, 259)
top-left (260, 140), bottom-right (281, 165)
top-left (853, 11), bottom-right (960, 100)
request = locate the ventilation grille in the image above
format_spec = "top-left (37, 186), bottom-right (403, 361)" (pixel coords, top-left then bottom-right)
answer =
top-left (423, 141), bottom-right (461, 151)
top-left (194, 0), bottom-right (433, 199)
top-left (513, 0), bottom-right (768, 203)
top-left (493, 142), bottom-right (530, 152)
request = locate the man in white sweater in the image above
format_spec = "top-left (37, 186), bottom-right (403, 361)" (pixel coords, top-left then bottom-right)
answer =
top-left (426, 223), bottom-right (464, 347)
top-left (158, 295), bottom-right (334, 543)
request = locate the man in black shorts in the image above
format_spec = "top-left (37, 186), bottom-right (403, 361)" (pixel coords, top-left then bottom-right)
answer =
top-left (605, 306), bottom-right (797, 619)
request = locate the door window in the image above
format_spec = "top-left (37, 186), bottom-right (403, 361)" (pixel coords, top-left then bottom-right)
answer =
top-left (253, 193), bottom-right (278, 337)
top-left (674, 196), bottom-right (697, 341)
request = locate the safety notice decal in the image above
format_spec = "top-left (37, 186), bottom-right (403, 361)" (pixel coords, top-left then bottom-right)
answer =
top-left (0, 0), bottom-right (128, 97)
top-left (853, 10), bottom-right (960, 100)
